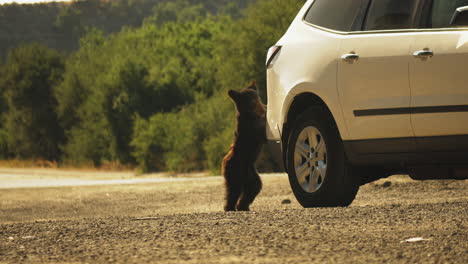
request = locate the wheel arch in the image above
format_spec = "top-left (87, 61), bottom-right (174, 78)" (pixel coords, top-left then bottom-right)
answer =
top-left (280, 92), bottom-right (346, 170)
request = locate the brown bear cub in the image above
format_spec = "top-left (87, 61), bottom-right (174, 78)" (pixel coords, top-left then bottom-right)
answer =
top-left (222, 81), bottom-right (267, 211)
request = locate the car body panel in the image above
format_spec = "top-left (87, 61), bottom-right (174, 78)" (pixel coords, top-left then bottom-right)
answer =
top-left (266, 0), bottom-right (348, 141)
top-left (409, 30), bottom-right (468, 137)
top-left (338, 32), bottom-right (414, 140)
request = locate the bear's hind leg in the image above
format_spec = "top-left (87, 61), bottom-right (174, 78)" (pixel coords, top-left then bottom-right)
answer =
top-left (236, 167), bottom-right (262, 211)
top-left (224, 169), bottom-right (242, 211)
top-left (223, 160), bottom-right (243, 211)
top-left (225, 184), bottom-right (242, 211)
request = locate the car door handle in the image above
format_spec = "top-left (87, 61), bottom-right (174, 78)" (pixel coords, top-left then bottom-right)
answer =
top-left (341, 53), bottom-right (359, 63)
top-left (413, 49), bottom-right (434, 59)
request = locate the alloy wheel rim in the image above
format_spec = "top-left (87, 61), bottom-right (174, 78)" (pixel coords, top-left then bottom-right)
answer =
top-left (294, 126), bottom-right (327, 193)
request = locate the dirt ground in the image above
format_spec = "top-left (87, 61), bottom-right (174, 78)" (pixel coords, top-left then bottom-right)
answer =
top-left (0, 169), bottom-right (467, 263)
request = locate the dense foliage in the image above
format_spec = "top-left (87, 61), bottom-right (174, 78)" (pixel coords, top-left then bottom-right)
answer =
top-left (0, 0), bottom-right (305, 173)
top-left (0, 44), bottom-right (65, 160)
top-left (0, 0), bottom-right (250, 61)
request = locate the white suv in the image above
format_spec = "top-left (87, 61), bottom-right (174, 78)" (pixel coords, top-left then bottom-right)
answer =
top-left (266, 0), bottom-right (468, 207)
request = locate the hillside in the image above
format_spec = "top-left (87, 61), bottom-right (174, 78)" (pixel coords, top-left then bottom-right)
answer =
top-left (0, 0), bottom-right (251, 61)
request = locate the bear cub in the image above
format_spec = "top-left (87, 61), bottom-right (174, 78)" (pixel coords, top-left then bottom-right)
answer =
top-left (222, 81), bottom-right (267, 211)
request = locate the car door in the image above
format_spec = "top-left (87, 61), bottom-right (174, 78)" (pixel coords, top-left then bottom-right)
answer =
top-left (338, 0), bottom-right (419, 147)
top-left (409, 0), bottom-right (468, 141)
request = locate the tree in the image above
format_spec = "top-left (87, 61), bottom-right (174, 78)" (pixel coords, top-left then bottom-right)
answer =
top-left (144, 0), bottom-right (206, 25)
top-left (0, 65), bottom-right (8, 158)
top-left (215, 0), bottom-right (304, 100)
top-left (57, 13), bottom-right (227, 166)
top-left (1, 44), bottom-right (65, 160)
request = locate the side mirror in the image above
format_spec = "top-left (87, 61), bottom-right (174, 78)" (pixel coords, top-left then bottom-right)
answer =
top-left (450, 6), bottom-right (468, 27)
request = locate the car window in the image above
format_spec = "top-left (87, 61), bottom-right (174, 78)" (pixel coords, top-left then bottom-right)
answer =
top-left (431, 0), bottom-right (468, 28)
top-left (364, 0), bottom-right (419, 31)
top-left (304, 0), bottom-right (365, 32)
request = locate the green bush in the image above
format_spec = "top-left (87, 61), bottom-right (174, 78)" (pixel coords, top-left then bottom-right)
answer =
top-left (204, 123), bottom-right (235, 174)
top-left (131, 111), bottom-right (199, 173)
top-left (1, 43), bottom-right (65, 160)
top-left (131, 93), bottom-right (234, 173)
top-left (62, 112), bottom-right (112, 166)
top-left (131, 114), bottom-right (169, 172)
top-left (0, 66), bottom-right (7, 158)
top-left (0, 129), bottom-right (7, 159)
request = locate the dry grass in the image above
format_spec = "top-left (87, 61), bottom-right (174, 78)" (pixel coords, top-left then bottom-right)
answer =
top-left (0, 159), bottom-right (136, 172)
top-left (0, 159), bottom-right (59, 169)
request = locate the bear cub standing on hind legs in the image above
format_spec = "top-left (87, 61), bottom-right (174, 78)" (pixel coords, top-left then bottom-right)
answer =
top-left (222, 81), bottom-right (267, 211)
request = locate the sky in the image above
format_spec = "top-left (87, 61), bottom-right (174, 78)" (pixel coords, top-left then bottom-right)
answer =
top-left (0, 0), bottom-right (70, 4)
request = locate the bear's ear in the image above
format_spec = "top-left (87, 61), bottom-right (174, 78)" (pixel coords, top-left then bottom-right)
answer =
top-left (228, 89), bottom-right (240, 102)
top-left (247, 80), bottom-right (257, 91)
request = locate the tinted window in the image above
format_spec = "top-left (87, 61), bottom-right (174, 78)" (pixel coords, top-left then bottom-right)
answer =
top-left (364, 0), bottom-right (419, 30)
top-left (304, 0), bottom-right (364, 31)
top-left (431, 0), bottom-right (468, 28)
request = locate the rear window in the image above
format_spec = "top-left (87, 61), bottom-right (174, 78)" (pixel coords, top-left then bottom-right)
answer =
top-left (364, 0), bottom-right (419, 31)
top-left (430, 0), bottom-right (468, 28)
top-left (304, 0), bottom-right (364, 32)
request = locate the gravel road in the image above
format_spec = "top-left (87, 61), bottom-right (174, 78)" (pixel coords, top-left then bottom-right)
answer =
top-left (0, 170), bottom-right (466, 263)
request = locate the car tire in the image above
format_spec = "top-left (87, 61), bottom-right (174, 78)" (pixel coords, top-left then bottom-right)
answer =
top-left (286, 107), bottom-right (359, 207)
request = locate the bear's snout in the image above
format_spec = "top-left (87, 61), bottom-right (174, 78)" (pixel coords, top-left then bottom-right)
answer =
top-left (228, 90), bottom-right (238, 99)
